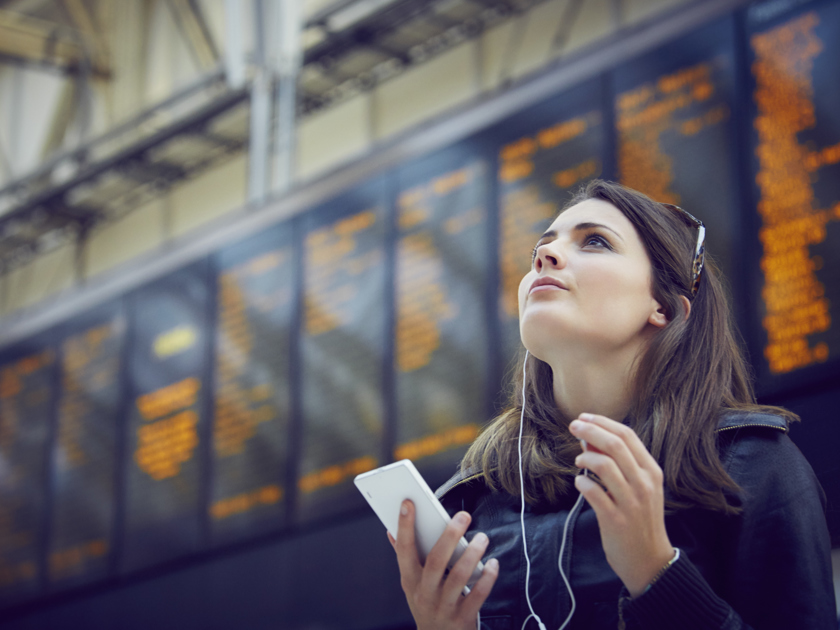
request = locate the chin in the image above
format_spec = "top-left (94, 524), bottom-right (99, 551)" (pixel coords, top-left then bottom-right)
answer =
top-left (520, 316), bottom-right (572, 364)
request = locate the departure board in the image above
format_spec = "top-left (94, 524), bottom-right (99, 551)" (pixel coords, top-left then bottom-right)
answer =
top-left (298, 182), bottom-right (386, 523)
top-left (121, 262), bottom-right (211, 572)
top-left (0, 338), bottom-right (56, 603)
top-left (747, 0), bottom-right (840, 387)
top-left (394, 148), bottom-right (489, 485)
top-left (613, 17), bottom-right (739, 287)
top-left (48, 302), bottom-right (125, 589)
top-left (211, 224), bottom-right (295, 543)
top-left (493, 80), bottom-right (607, 370)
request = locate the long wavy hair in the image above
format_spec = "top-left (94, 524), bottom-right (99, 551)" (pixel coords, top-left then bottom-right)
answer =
top-left (462, 180), bottom-right (797, 514)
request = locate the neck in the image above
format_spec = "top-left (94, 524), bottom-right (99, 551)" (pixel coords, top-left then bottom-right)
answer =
top-left (547, 342), bottom-right (644, 422)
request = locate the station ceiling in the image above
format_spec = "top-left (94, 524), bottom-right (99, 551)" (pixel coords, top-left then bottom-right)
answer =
top-left (0, 0), bottom-right (584, 274)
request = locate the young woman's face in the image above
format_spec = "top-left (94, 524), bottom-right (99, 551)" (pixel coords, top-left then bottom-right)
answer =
top-left (518, 198), bottom-right (665, 361)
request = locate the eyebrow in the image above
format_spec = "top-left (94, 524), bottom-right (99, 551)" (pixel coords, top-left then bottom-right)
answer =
top-left (537, 222), bottom-right (625, 243)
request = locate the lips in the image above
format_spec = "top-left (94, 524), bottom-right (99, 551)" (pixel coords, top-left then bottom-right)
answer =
top-left (529, 276), bottom-right (568, 294)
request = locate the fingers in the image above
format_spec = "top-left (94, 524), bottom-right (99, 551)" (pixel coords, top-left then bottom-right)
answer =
top-left (570, 422), bottom-right (635, 504)
top-left (461, 558), bottom-right (500, 620)
top-left (574, 471), bottom-right (615, 515)
top-left (569, 414), bottom-right (663, 510)
top-left (392, 502), bottom-right (497, 627)
top-left (394, 500), bottom-right (422, 590)
top-left (419, 511), bottom-right (472, 595)
top-left (571, 414), bottom-right (656, 471)
top-left (570, 416), bottom-right (649, 482)
top-left (440, 531), bottom-right (490, 607)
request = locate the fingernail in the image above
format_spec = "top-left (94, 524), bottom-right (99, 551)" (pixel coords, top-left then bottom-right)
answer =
top-left (574, 455), bottom-right (582, 467)
top-left (570, 420), bottom-right (582, 432)
top-left (455, 512), bottom-right (469, 525)
top-left (579, 413), bottom-right (593, 421)
top-left (400, 501), bottom-right (409, 516)
top-left (487, 558), bottom-right (499, 570)
top-left (474, 532), bottom-right (488, 545)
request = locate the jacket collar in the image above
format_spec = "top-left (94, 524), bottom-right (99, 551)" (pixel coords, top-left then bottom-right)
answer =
top-left (716, 409), bottom-right (788, 432)
top-left (435, 467), bottom-right (481, 499)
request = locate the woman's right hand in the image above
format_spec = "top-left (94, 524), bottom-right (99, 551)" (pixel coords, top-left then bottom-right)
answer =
top-left (388, 499), bottom-right (499, 630)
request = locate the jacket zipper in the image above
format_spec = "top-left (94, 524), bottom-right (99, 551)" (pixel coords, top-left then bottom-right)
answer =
top-left (715, 423), bottom-right (786, 434)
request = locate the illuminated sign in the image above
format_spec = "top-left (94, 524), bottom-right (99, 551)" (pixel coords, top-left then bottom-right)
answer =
top-left (751, 11), bottom-right (832, 374)
top-left (299, 185), bottom-right (385, 523)
top-left (212, 225), bottom-right (295, 542)
top-left (153, 325), bottom-right (198, 359)
top-left (49, 307), bottom-right (124, 588)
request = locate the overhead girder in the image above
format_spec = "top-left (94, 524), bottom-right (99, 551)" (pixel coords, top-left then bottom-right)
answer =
top-left (0, 84), bottom-right (249, 271)
top-left (59, 0), bottom-right (109, 71)
top-left (0, 0), bottom-right (565, 272)
top-left (297, 0), bottom-right (546, 114)
top-left (165, 0), bottom-right (219, 71)
top-left (0, 7), bottom-right (110, 77)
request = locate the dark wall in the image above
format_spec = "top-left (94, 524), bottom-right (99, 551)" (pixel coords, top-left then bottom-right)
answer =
top-left (0, 512), bottom-right (412, 630)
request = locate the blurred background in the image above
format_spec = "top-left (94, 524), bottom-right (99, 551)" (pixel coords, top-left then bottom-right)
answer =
top-left (0, 0), bottom-right (838, 627)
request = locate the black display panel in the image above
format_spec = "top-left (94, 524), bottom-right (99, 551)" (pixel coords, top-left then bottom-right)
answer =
top-left (393, 147), bottom-right (490, 486)
top-left (298, 181), bottom-right (387, 522)
top-left (491, 79), bottom-right (607, 371)
top-left (0, 338), bottom-right (56, 603)
top-left (211, 224), bottom-right (295, 543)
top-left (120, 261), bottom-right (212, 572)
top-left (48, 301), bottom-right (125, 590)
top-left (613, 17), bottom-right (739, 289)
top-left (746, 0), bottom-right (840, 391)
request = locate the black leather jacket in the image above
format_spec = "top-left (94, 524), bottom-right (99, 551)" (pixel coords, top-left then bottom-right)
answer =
top-left (435, 411), bottom-right (836, 629)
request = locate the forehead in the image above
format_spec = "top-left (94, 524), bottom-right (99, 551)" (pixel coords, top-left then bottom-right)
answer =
top-left (549, 198), bottom-right (634, 233)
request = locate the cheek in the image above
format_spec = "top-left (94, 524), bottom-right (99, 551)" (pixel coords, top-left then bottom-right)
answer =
top-left (518, 272), bottom-right (534, 316)
top-left (586, 270), bottom-right (653, 319)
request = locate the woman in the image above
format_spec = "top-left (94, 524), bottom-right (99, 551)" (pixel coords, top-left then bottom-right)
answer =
top-left (389, 180), bottom-right (835, 629)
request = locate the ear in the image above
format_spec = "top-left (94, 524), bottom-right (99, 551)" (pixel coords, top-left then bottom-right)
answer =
top-left (649, 296), bottom-right (691, 329)
top-left (648, 301), bottom-right (669, 329)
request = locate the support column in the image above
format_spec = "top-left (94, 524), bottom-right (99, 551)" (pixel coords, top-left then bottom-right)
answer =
top-left (223, 0), bottom-right (247, 89)
top-left (248, 69), bottom-right (272, 204)
top-left (271, 0), bottom-right (301, 194)
top-left (247, 0), bottom-right (270, 204)
top-left (248, 0), bottom-right (301, 203)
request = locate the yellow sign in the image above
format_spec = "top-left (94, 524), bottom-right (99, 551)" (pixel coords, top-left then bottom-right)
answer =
top-left (153, 325), bottom-right (197, 359)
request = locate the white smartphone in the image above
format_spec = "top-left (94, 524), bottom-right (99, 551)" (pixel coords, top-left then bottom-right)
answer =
top-left (354, 459), bottom-right (485, 588)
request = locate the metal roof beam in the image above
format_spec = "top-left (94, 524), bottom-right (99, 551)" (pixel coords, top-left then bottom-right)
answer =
top-left (59, 0), bottom-right (109, 70)
top-left (166, 0), bottom-right (219, 71)
top-left (0, 8), bottom-right (110, 77)
top-left (119, 158), bottom-right (188, 186)
top-left (303, 0), bottom-right (439, 66)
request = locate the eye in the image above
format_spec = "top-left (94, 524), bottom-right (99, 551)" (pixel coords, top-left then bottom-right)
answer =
top-left (582, 232), bottom-right (612, 249)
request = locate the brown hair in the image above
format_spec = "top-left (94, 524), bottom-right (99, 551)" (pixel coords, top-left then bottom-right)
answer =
top-left (462, 180), bottom-right (797, 514)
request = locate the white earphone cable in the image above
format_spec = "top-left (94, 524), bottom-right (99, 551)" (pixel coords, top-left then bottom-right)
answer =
top-left (556, 490), bottom-right (585, 630)
top-left (517, 350), bottom-right (582, 630)
top-left (519, 351), bottom-right (547, 630)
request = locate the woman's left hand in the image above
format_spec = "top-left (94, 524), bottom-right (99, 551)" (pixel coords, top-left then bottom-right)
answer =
top-left (568, 413), bottom-right (675, 598)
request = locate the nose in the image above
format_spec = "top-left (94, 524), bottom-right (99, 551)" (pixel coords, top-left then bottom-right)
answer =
top-left (534, 241), bottom-right (564, 272)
